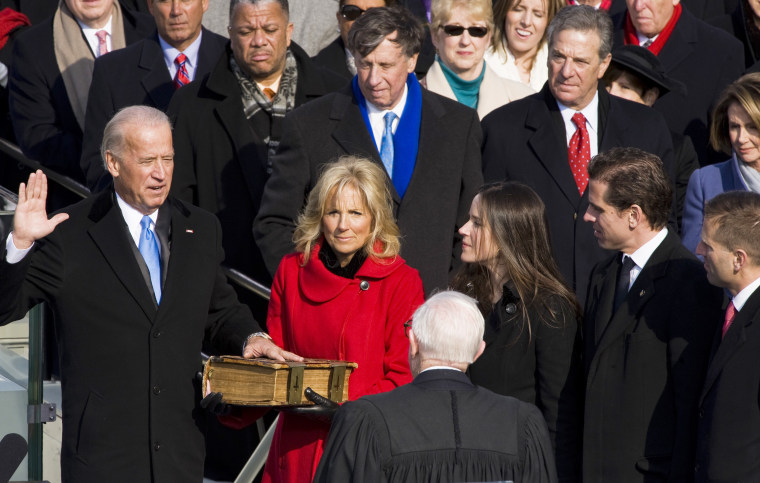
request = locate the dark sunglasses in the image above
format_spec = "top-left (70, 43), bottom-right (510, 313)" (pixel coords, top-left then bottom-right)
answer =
top-left (441, 25), bottom-right (489, 38)
top-left (404, 319), bottom-right (412, 338)
top-left (340, 4), bottom-right (366, 21)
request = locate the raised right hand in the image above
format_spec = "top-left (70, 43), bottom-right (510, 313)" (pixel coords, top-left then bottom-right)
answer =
top-left (12, 170), bottom-right (69, 249)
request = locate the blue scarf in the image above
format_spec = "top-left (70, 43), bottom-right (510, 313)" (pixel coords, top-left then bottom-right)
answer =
top-left (352, 73), bottom-right (422, 199)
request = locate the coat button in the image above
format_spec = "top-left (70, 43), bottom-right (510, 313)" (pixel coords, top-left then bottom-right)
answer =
top-left (154, 442), bottom-right (161, 451)
top-left (359, 280), bottom-right (370, 291)
top-left (152, 385), bottom-right (161, 395)
top-left (153, 330), bottom-right (162, 338)
top-left (698, 409), bottom-right (704, 418)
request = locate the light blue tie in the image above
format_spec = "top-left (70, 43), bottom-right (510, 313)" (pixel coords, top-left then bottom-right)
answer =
top-left (139, 215), bottom-right (162, 303)
top-left (380, 112), bottom-right (396, 177)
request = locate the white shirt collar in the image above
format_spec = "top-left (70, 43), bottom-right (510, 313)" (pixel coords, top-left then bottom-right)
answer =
top-left (622, 227), bottom-right (668, 289)
top-left (421, 366), bottom-right (463, 373)
top-left (115, 192), bottom-right (158, 248)
top-left (636, 31), bottom-right (659, 46)
top-left (366, 84), bottom-right (408, 151)
top-left (731, 275), bottom-right (760, 312)
top-left (159, 29), bottom-right (203, 81)
top-left (558, 91), bottom-right (600, 156)
top-left (77, 16), bottom-right (113, 58)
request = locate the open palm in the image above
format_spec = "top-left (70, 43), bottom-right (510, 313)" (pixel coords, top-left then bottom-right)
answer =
top-left (12, 170), bottom-right (69, 249)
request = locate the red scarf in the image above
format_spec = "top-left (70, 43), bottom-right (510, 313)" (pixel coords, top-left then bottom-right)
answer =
top-left (565, 0), bottom-right (612, 11)
top-left (624, 3), bottom-right (682, 55)
top-left (0, 8), bottom-right (31, 51)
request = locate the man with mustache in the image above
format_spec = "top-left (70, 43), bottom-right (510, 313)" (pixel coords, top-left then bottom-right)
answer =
top-left (80, 0), bottom-right (228, 191)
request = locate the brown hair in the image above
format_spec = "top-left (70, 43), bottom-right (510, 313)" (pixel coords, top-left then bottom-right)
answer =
top-left (704, 191), bottom-right (760, 264)
top-left (587, 147), bottom-right (672, 230)
top-left (491, 0), bottom-right (564, 56)
top-left (710, 73), bottom-right (760, 155)
top-left (451, 182), bottom-right (580, 338)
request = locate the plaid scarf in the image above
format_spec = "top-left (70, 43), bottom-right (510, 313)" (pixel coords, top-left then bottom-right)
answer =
top-left (230, 49), bottom-right (297, 171)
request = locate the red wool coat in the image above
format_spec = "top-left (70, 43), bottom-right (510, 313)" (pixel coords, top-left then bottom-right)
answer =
top-left (262, 242), bottom-right (424, 483)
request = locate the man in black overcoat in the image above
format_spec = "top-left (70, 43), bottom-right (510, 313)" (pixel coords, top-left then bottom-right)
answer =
top-left (481, 5), bottom-right (674, 304)
top-left (0, 106), bottom-right (298, 483)
top-left (695, 191), bottom-right (760, 482)
top-left (582, 147), bottom-right (722, 482)
top-left (254, 5), bottom-right (483, 294)
top-left (80, 0), bottom-right (227, 190)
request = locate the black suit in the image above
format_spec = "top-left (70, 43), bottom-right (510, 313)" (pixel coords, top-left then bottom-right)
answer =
top-left (696, 287), bottom-right (760, 482)
top-left (314, 369), bottom-right (558, 483)
top-left (583, 230), bottom-right (722, 482)
top-left (253, 84), bottom-right (483, 294)
top-left (7, 7), bottom-right (153, 182)
top-left (168, 43), bottom-right (345, 309)
top-left (312, 37), bottom-right (352, 81)
top-left (612, 7), bottom-right (744, 165)
top-left (0, 191), bottom-right (259, 482)
top-left (481, 85), bottom-right (674, 304)
top-left (80, 28), bottom-right (227, 189)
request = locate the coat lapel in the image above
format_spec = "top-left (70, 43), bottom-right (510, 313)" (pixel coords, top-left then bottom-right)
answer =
top-left (87, 192), bottom-right (157, 322)
top-left (139, 35), bottom-right (175, 111)
top-left (153, 199), bottom-right (193, 325)
top-left (657, 10), bottom-right (697, 73)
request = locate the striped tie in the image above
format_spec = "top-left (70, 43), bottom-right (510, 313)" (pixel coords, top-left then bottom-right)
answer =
top-left (173, 53), bottom-right (190, 89)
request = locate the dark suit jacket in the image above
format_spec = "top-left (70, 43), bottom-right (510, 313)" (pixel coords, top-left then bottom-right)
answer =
top-left (0, 191), bottom-right (259, 483)
top-left (80, 28), bottom-right (227, 189)
top-left (481, 85), bottom-right (674, 305)
top-left (696, 287), bottom-right (760, 482)
top-left (312, 36), bottom-right (352, 81)
top-left (8, 7), bottom-right (153, 181)
top-left (583, 230), bottom-right (722, 482)
top-left (253, 84), bottom-right (483, 294)
top-left (314, 369), bottom-right (558, 483)
top-left (168, 43), bottom-right (345, 297)
top-left (612, 7), bottom-right (744, 165)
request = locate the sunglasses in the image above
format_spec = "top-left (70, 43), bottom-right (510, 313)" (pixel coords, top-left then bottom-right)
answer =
top-left (440, 25), bottom-right (489, 38)
top-left (341, 4), bottom-right (366, 21)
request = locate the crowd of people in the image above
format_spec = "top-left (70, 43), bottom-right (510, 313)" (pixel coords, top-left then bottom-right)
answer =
top-left (1, 0), bottom-right (760, 482)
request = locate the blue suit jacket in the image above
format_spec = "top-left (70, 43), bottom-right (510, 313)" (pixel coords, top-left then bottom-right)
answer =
top-left (682, 156), bottom-right (748, 253)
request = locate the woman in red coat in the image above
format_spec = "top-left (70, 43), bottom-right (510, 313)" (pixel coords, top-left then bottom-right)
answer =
top-left (262, 156), bottom-right (424, 482)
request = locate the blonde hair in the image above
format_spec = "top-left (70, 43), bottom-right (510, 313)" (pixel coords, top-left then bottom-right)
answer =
top-left (293, 156), bottom-right (401, 264)
top-left (710, 73), bottom-right (760, 155)
top-left (491, 0), bottom-right (564, 56)
top-left (430, 0), bottom-right (494, 33)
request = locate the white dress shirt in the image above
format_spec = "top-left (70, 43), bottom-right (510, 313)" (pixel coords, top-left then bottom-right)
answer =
top-left (159, 30), bottom-right (203, 81)
top-left (730, 275), bottom-right (760, 312)
top-left (622, 227), bottom-right (669, 289)
top-left (366, 85), bottom-right (408, 152)
top-left (78, 16), bottom-right (113, 58)
top-left (558, 92), bottom-right (600, 159)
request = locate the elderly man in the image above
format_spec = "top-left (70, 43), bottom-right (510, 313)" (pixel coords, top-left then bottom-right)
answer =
top-left (80, 0), bottom-right (228, 190)
top-left (312, 0), bottom-right (390, 81)
top-left (582, 147), bottom-right (721, 482)
top-left (168, 0), bottom-right (343, 320)
top-left (481, 5), bottom-right (674, 305)
top-left (314, 290), bottom-right (558, 483)
top-left (695, 191), bottom-right (760, 482)
top-left (0, 105), bottom-right (298, 483)
top-left (8, 0), bottom-right (153, 184)
top-left (611, 0), bottom-right (743, 164)
top-left (254, 5), bottom-right (482, 294)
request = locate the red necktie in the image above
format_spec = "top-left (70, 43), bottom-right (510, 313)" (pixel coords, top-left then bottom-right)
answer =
top-left (173, 53), bottom-right (190, 89)
top-left (95, 30), bottom-right (108, 57)
top-left (722, 302), bottom-right (736, 338)
top-left (569, 112), bottom-right (591, 194)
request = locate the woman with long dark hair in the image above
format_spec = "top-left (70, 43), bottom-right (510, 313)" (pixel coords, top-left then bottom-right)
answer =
top-left (452, 181), bottom-right (582, 481)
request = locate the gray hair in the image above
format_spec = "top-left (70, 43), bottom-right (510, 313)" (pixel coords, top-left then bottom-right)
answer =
top-left (101, 105), bottom-right (171, 168)
top-left (546, 5), bottom-right (613, 61)
top-left (229, 0), bottom-right (289, 21)
top-left (412, 291), bottom-right (484, 364)
top-left (347, 5), bottom-right (424, 59)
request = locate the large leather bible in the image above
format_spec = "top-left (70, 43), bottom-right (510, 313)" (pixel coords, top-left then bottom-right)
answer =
top-left (202, 356), bottom-right (358, 406)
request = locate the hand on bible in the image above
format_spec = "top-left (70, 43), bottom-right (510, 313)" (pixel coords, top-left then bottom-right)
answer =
top-left (12, 170), bottom-right (69, 249)
top-left (243, 336), bottom-right (304, 362)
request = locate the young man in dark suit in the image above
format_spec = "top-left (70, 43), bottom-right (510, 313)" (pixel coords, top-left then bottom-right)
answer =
top-left (0, 106), bottom-right (299, 483)
top-left (80, 0), bottom-right (227, 190)
top-left (481, 5), bottom-right (674, 304)
top-left (8, 0), bottom-right (153, 184)
top-left (582, 146), bottom-right (722, 482)
top-left (315, 291), bottom-right (557, 483)
top-left (254, 5), bottom-right (482, 294)
top-left (695, 191), bottom-right (760, 482)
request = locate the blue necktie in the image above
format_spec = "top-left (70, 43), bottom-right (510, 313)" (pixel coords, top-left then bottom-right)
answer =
top-left (139, 215), bottom-right (162, 303)
top-left (380, 112), bottom-right (396, 177)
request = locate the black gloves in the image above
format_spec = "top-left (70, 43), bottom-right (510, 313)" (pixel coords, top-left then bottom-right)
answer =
top-left (280, 387), bottom-right (339, 422)
top-left (200, 392), bottom-right (231, 416)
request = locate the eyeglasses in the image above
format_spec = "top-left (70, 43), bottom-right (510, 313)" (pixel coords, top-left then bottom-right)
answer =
top-left (440, 25), bottom-right (489, 38)
top-left (340, 4), bottom-right (366, 21)
top-left (404, 319), bottom-right (412, 338)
